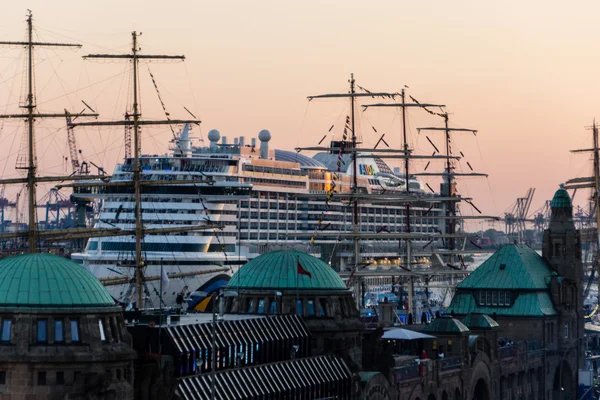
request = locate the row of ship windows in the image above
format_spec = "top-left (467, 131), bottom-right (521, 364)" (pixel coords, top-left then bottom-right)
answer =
top-left (88, 242), bottom-right (236, 252)
top-left (103, 208), bottom-right (239, 215)
top-left (98, 220), bottom-right (236, 226)
top-left (242, 164), bottom-right (305, 176)
top-left (240, 202), bottom-right (440, 214)
top-left (243, 177), bottom-right (306, 188)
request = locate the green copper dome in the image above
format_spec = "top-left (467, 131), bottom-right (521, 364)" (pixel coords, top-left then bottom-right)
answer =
top-left (551, 186), bottom-right (571, 209)
top-left (0, 253), bottom-right (115, 309)
top-left (227, 250), bottom-right (347, 290)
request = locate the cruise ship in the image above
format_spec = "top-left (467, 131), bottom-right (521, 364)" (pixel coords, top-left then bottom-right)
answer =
top-left (71, 126), bottom-right (446, 307)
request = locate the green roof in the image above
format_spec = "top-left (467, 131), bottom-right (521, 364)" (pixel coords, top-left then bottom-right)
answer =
top-left (227, 250), bottom-right (347, 290)
top-left (551, 187), bottom-right (571, 209)
top-left (456, 244), bottom-right (554, 290)
top-left (447, 291), bottom-right (557, 317)
top-left (423, 316), bottom-right (470, 334)
top-left (461, 313), bottom-right (500, 330)
top-left (0, 253), bottom-right (115, 309)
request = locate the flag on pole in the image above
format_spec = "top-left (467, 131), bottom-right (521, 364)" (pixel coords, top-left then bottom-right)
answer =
top-left (297, 261), bottom-right (312, 279)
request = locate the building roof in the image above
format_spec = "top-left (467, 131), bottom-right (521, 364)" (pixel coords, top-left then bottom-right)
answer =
top-left (456, 244), bottom-right (554, 290)
top-left (177, 355), bottom-right (352, 399)
top-left (161, 314), bottom-right (309, 353)
top-left (0, 253), bottom-right (115, 309)
top-left (551, 186), bottom-right (571, 209)
top-left (227, 250), bottom-right (347, 291)
top-left (461, 313), bottom-right (500, 330)
top-left (447, 291), bottom-right (557, 317)
top-left (423, 316), bottom-right (470, 334)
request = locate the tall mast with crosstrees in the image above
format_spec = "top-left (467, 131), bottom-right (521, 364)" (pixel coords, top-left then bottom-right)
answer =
top-left (0, 11), bottom-right (97, 252)
top-left (69, 31), bottom-right (200, 307)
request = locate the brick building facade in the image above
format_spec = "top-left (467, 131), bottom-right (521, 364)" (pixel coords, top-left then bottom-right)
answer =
top-left (0, 254), bottom-right (135, 400)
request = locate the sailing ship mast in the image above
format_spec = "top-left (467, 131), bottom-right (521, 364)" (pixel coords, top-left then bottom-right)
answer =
top-left (0, 11), bottom-right (98, 252)
top-left (69, 32), bottom-right (200, 307)
top-left (306, 74), bottom-right (398, 269)
top-left (417, 113), bottom-right (484, 264)
top-left (566, 121), bottom-right (600, 306)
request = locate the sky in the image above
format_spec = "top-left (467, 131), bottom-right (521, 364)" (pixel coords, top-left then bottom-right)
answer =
top-left (0, 1), bottom-right (599, 229)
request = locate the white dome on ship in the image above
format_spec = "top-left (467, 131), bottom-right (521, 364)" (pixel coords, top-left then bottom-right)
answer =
top-left (258, 129), bottom-right (271, 142)
top-left (208, 129), bottom-right (221, 142)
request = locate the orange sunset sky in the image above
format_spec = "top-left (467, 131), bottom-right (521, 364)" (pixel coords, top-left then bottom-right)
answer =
top-left (0, 1), bottom-right (598, 230)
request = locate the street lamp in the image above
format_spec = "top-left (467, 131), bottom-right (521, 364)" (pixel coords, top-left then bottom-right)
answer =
top-left (211, 289), bottom-right (238, 400)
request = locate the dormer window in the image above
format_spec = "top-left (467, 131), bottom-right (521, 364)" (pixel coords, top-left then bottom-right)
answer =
top-left (477, 290), bottom-right (512, 307)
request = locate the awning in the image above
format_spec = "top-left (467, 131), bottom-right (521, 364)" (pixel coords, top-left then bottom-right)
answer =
top-left (177, 355), bottom-right (352, 400)
top-left (165, 314), bottom-right (308, 353)
top-left (382, 328), bottom-right (436, 340)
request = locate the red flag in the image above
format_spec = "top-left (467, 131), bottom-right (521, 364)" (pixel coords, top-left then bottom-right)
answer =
top-left (297, 261), bottom-right (312, 279)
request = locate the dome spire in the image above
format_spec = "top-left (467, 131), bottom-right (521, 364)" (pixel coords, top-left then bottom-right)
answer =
top-left (550, 184), bottom-right (571, 209)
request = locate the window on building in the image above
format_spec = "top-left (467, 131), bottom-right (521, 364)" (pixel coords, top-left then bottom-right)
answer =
top-left (38, 371), bottom-right (46, 386)
top-left (54, 320), bottom-right (64, 343)
top-left (498, 291), bottom-right (505, 306)
top-left (564, 322), bottom-right (569, 339)
top-left (307, 300), bottom-right (315, 316)
top-left (296, 299), bottom-right (303, 316)
top-left (505, 291), bottom-right (511, 305)
top-left (56, 371), bottom-right (64, 385)
top-left (269, 301), bottom-right (277, 315)
top-left (99, 320), bottom-right (107, 342)
top-left (492, 291), bottom-right (498, 305)
top-left (319, 299), bottom-right (327, 317)
top-left (37, 320), bottom-right (48, 343)
top-left (478, 291), bottom-right (485, 305)
top-left (0, 371), bottom-right (5, 385)
top-left (0, 319), bottom-right (11, 343)
top-left (70, 320), bottom-right (80, 343)
top-left (486, 291), bottom-right (493, 305)
top-left (257, 299), bottom-right (265, 314)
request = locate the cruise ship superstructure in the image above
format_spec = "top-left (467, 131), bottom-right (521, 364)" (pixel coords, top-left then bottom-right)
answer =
top-left (71, 126), bottom-right (446, 307)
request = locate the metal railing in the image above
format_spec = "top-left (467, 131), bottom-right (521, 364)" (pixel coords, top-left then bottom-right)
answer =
top-left (394, 362), bottom-right (420, 381)
top-left (440, 356), bottom-right (462, 371)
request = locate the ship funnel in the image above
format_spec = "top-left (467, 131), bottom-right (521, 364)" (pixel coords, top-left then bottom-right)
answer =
top-left (251, 138), bottom-right (256, 148)
top-left (175, 124), bottom-right (192, 157)
top-left (258, 130), bottom-right (271, 159)
top-left (234, 137), bottom-right (239, 146)
top-left (239, 136), bottom-right (245, 147)
top-left (221, 136), bottom-right (227, 145)
top-left (208, 129), bottom-right (220, 151)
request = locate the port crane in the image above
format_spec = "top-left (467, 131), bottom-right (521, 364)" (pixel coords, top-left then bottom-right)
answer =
top-left (503, 188), bottom-right (535, 243)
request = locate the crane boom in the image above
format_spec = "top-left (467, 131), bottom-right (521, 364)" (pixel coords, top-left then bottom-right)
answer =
top-left (65, 110), bottom-right (81, 174)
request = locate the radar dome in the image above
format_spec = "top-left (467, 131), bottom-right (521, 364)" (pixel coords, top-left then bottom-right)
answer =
top-left (208, 129), bottom-right (221, 142)
top-left (258, 129), bottom-right (271, 142)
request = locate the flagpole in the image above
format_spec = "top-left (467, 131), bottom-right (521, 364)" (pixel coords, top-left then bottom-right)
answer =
top-left (159, 257), bottom-right (163, 357)
top-left (296, 255), bottom-right (299, 315)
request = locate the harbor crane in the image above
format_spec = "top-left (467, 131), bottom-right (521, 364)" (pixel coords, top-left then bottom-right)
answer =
top-left (504, 188), bottom-right (535, 243)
